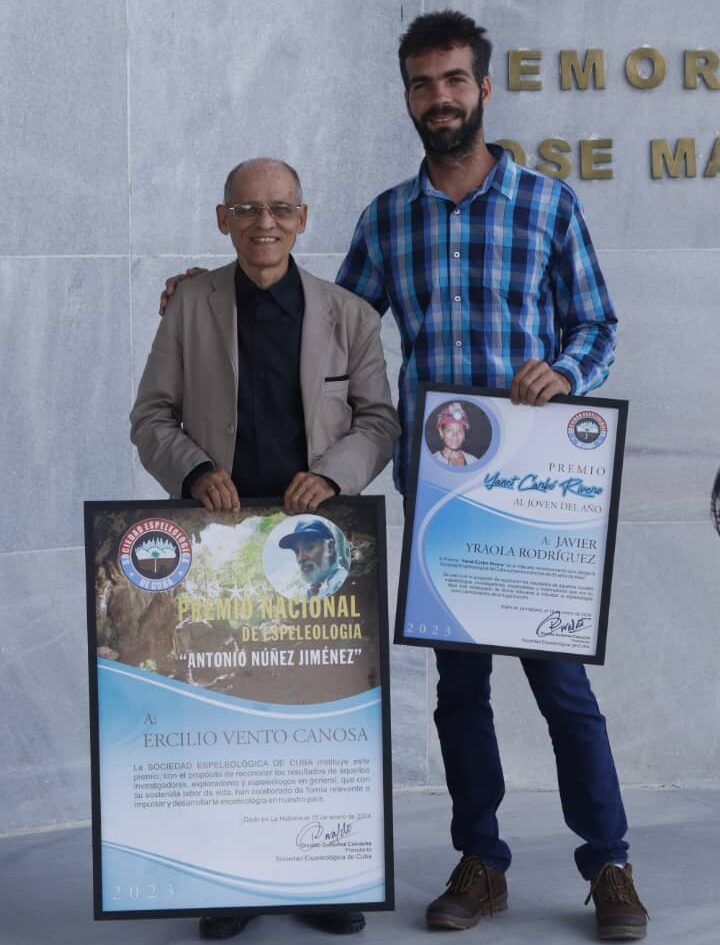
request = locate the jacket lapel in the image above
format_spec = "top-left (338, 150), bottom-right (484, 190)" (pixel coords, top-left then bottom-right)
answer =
top-left (298, 266), bottom-right (335, 429)
top-left (208, 262), bottom-right (239, 388)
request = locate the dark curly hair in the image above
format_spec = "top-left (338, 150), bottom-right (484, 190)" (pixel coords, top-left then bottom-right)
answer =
top-left (398, 10), bottom-right (492, 89)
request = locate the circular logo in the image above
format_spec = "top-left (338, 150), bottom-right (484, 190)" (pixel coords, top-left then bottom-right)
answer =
top-left (567, 410), bottom-right (608, 450)
top-left (119, 518), bottom-right (192, 591)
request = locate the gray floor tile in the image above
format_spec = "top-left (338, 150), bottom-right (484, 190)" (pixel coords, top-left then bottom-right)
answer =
top-left (3, 788), bottom-right (718, 943)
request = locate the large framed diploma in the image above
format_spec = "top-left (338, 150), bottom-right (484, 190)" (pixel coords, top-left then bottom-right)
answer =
top-left (395, 386), bottom-right (628, 664)
top-left (85, 497), bottom-right (393, 919)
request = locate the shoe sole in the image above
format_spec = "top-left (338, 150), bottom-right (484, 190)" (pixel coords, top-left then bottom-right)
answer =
top-left (426, 895), bottom-right (508, 931)
top-left (597, 927), bottom-right (646, 941)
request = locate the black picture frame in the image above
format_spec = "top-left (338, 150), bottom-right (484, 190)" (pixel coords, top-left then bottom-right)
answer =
top-left (394, 385), bottom-right (628, 665)
top-left (85, 496), bottom-right (394, 920)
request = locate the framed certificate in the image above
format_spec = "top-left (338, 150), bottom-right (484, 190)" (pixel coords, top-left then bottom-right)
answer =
top-left (395, 386), bottom-right (628, 664)
top-left (85, 497), bottom-right (393, 919)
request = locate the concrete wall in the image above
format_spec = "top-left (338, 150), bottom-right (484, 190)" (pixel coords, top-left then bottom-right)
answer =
top-left (2, 0), bottom-right (719, 833)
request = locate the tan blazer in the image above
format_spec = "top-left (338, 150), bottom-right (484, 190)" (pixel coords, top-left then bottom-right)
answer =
top-left (130, 262), bottom-right (400, 498)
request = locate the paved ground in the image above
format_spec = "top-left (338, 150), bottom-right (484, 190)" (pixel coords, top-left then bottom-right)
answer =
top-left (2, 787), bottom-right (718, 944)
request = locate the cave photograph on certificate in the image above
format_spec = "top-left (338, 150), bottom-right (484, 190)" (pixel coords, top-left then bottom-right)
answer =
top-left (93, 502), bottom-right (379, 703)
top-left (87, 498), bottom-right (389, 915)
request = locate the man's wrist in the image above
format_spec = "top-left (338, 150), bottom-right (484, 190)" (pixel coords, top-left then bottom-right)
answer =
top-left (182, 462), bottom-right (214, 498)
top-left (551, 365), bottom-right (575, 395)
top-left (319, 475), bottom-right (340, 495)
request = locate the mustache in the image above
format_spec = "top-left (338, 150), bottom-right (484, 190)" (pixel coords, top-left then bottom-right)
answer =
top-left (421, 105), bottom-right (465, 122)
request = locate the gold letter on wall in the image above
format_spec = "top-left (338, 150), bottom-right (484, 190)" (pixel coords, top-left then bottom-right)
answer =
top-left (684, 50), bottom-right (720, 90)
top-left (537, 139), bottom-right (572, 178)
top-left (580, 139), bottom-right (614, 179)
top-left (650, 138), bottom-right (697, 178)
top-left (625, 48), bottom-right (666, 89)
top-left (494, 139), bottom-right (527, 166)
top-left (508, 50), bottom-right (542, 90)
top-left (704, 138), bottom-right (720, 177)
top-left (560, 50), bottom-right (606, 90)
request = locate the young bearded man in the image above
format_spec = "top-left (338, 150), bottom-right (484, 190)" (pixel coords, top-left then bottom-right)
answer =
top-left (335, 11), bottom-right (646, 941)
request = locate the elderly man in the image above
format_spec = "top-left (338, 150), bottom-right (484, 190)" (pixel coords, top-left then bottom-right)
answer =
top-left (131, 157), bottom-right (399, 939)
top-left (279, 519), bottom-right (349, 598)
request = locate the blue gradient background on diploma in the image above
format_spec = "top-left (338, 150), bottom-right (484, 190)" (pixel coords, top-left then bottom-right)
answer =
top-left (98, 661), bottom-right (385, 910)
top-left (404, 494), bottom-right (603, 644)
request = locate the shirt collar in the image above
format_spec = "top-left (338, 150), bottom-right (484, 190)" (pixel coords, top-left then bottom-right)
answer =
top-left (235, 255), bottom-right (303, 318)
top-left (409, 143), bottom-right (518, 205)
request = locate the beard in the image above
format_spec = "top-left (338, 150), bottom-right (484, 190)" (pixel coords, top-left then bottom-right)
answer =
top-left (299, 550), bottom-right (334, 586)
top-left (412, 100), bottom-right (484, 159)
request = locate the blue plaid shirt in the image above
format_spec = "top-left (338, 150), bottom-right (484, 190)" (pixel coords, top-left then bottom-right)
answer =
top-left (336, 145), bottom-right (617, 494)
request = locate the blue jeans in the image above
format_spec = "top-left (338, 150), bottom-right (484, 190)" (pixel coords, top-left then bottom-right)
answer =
top-left (434, 649), bottom-right (629, 880)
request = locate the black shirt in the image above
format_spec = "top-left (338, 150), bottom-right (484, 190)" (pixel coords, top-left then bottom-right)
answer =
top-left (230, 258), bottom-right (308, 497)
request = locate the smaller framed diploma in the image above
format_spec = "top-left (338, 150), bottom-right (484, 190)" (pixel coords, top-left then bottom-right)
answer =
top-left (395, 386), bottom-right (628, 664)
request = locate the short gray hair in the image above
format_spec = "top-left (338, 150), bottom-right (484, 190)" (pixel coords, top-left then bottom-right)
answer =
top-left (223, 158), bottom-right (303, 205)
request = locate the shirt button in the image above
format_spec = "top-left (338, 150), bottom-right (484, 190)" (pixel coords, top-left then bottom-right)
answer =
top-left (455, 340), bottom-right (463, 348)
top-left (454, 295), bottom-right (461, 302)
top-left (226, 423), bottom-right (235, 435)
top-left (452, 208), bottom-right (461, 215)
top-left (453, 251), bottom-right (460, 258)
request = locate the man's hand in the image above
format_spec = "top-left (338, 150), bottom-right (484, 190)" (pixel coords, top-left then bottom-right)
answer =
top-left (190, 469), bottom-right (240, 512)
top-left (283, 472), bottom-right (337, 514)
top-left (510, 359), bottom-right (571, 406)
top-left (159, 267), bottom-right (208, 316)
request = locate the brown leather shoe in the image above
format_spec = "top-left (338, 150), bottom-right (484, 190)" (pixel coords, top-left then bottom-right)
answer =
top-left (586, 864), bottom-right (648, 940)
top-left (426, 855), bottom-right (508, 930)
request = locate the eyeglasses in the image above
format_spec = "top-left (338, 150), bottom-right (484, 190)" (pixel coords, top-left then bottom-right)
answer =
top-left (225, 202), bottom-right (303, 221)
